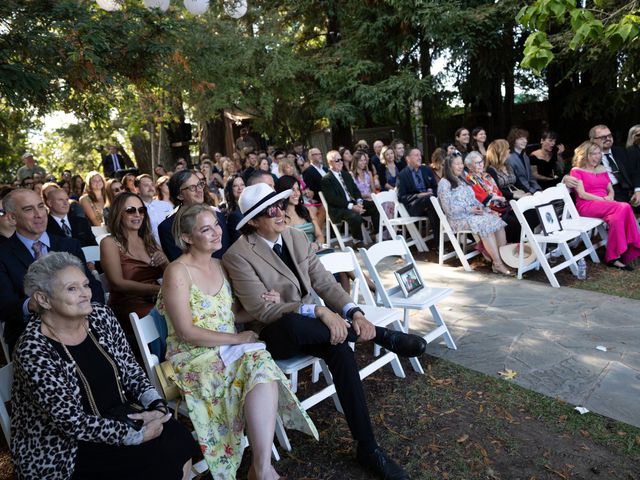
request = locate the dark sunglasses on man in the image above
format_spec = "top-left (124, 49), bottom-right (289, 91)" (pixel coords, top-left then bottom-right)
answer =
top-left (259, 200), bottom-right (287, 218)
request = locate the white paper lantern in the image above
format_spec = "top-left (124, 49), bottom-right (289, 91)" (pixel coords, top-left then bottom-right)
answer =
top-left (144, 0), bottom-right (170, 12)
top-left (184, 0), bottom-right (209, 15)
top-left (96, 0), bottom-right (122, 11)
top-left (224, 0), bottom-right (247, 19)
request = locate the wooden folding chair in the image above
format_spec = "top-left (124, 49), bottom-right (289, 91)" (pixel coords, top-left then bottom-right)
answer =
top-left (359, 237), bottom-right (457, 374)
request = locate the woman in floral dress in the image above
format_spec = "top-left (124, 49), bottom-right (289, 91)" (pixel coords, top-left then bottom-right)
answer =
top-left (157, 204), bottom-right (317, 480)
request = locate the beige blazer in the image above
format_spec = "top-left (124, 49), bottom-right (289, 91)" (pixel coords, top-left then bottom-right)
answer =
top-left (222, 227), bottom-right (351, 330)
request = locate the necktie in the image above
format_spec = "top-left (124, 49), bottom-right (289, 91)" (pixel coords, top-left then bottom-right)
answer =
top-left (605, 153), bottom-right (619, 173)
top-left (112, 154), bottom-right (121, 172)
top-left (273, 243), bottom-right (283, 258)
top-left (337, 172), bottom-right (353, 201)
top-left (61, 219), bottom-right (72, 237)
top-left (412, 169), bottom-right (426, 192)
top-left (32, 240), bottom-right (44, 259)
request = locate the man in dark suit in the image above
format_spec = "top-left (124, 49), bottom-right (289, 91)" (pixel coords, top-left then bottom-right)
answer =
top-left (397, 147), bottom-right (440, 246)
top-left (301, 147), bottom-right (326, 202)
top-left (223, 183), bottom-right (425, 480)
top-left (102, 145), bottom-right (127, 179)
top-left (0, 189), bottom-right (104, 353)
top-left (158, 170), bottom-right (230, 261)
top-left (321, 150), bottom-right (380, 244)
top-left (44, 187), bottom-right (97, 247)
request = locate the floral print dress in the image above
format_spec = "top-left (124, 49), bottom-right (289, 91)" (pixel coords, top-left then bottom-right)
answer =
top-left (156, 276), bottom-right (318, 479)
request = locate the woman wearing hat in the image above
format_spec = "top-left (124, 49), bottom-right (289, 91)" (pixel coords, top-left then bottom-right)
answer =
top-left (158, 203), bottom-right (318, 480)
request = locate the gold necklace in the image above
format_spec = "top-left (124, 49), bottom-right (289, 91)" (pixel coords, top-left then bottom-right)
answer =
top-left (42, 320), bottom-right (126, 416)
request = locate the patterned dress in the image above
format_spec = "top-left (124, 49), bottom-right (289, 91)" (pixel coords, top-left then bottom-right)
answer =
top-left (156, 270), bottom-right (317, 479)
top-left (438, 178), bottom-right (506, 237)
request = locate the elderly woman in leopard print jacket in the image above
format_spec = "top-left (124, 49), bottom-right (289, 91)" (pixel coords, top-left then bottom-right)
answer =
top-left (10, 252), bottom-right (197, 480)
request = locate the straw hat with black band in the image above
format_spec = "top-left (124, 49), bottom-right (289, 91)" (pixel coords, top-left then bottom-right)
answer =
top-left (235, 183), bottom-right (292, 230)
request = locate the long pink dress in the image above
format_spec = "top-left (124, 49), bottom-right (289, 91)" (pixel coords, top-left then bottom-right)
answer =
top-left (570, 168), bottom-right (640, 263)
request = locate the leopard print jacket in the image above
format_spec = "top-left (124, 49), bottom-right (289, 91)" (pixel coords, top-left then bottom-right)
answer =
top-left (11, 303), bottom-right (157, 480)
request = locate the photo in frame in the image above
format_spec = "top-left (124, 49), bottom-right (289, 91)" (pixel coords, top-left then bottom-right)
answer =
top-left (535, 202), bottom-right (563, 236)
top-left (394, 264), bottom-right (424, 297)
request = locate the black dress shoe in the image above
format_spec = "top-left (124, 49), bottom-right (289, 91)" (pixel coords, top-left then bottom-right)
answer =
top-left (356, 446), bottom-right (410, 480)
top-left (375, 329), bottom-right (426, 358)
top-left (606, 260), bottom-right (634, 271)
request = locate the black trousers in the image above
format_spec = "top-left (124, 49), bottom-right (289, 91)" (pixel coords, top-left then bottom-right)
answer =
top-left (260, 312), bottom-right (376, 447)
top-left (613, 184), bottom-right (640, 214)
top-left (404, 196), bottom-right (440, 245)
top-left (330, 200), bottom-right (380, 241)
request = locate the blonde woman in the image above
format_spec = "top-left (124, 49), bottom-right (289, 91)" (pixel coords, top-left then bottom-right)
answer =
top-left (79, 171), bottom-right (107, 226)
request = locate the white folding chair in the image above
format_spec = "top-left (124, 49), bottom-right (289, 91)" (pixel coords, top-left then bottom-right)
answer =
top-left (553, 183), bottom-right (608, 250)
top-left (510, 188), bottom-right (600, 288)
top-left (429, 196), bottom-right (480, 271)
top-left (0, 362), bottom-right (13, 447)
top-left (360, 237), bottom-right (457, 374)
top-left (95, 233), bottom-right (110, 244)
top-left (129, 312), bottom-right (282, 461)
top-left (91, 225), bottom-right (108, 237)
top-left (318, 191), bottom-right (353, 250)
top-left (372, 191), bottom-right (429, 252)
top-left (81, 245), bottom-right (101, 263)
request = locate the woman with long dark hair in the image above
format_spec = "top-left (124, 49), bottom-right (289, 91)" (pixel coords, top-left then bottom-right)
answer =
top-left (275, 175), bottom-right (325, 250)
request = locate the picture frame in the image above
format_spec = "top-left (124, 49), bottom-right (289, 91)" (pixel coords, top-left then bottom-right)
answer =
top-left (394, 264), bottom-right (424, 297)
top-left (535, 202), bottom-right (563, 236)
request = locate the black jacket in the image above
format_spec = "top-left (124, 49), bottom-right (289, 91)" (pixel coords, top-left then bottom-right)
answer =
top-left (46, 214), bottom-right (97, 247)
top-left (397, 165), bottom-right (439, 208)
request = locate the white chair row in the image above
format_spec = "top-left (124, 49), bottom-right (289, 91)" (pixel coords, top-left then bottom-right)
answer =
top-left (510, 183), bottom-right (606, 288)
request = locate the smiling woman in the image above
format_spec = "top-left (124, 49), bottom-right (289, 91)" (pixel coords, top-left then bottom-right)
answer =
top-left (100, 192), bottom-right (168, 333)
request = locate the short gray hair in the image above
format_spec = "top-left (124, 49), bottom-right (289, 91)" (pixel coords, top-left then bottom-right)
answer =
top-left (172, 203), bottom-right (217, 252)
top-left (464, 151), bottom-right (483, 170)
top-left (24, 252), bottom-right (84, 296)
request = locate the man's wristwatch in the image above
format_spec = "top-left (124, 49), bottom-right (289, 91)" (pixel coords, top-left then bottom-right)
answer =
top-left (346, 306), bottom-right (364, 321)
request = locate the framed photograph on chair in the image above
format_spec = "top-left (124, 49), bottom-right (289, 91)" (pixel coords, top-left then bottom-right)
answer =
top-left (394, 264), bottom-right (424, 297)
top-left (535, 202), bottom-right (562, 236)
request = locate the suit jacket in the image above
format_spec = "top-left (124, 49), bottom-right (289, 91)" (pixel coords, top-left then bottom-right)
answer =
top-left (609, 145), bottom-right (637, 191)
top-left (507, 151), bottom-right (541, 193)
top-left (0, 233), bottom-right (105, 353)
top-left (101, 153), bottom-right (127, 178)
top-left (625, 145), bottom-right (640, 188)
top-left (222, 227), bottom-right (351, 329)
top-left (46, 214), bottom-right (97, 247)
top-left (320, 170), bottom-right (362, 221)
top-left (302, 165), bottom-right (325, 200)
top-left (397, 165), bottom-right (438, 208)
top-left (159, 208), bottom-right (230, 262)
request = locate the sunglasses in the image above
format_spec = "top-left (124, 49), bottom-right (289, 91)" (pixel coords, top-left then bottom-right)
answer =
top-left (333, 157), bottom-right (343, 163)
top-left (180, 181), bottom-right (206, 193)
top-left (259, 200), bottom-right (287, 218)
top-left (124, 206), bottom-right (147, 215)
top-left (0, 209), bottom-right (5, 217)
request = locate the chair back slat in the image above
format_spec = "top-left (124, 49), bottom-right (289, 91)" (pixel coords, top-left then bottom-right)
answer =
top-left (0, 362), bottom-right (13, 447)
top-left (129, 313), bottom-right (161, 390)
top-left (318, 247), bottom-right (376, 306)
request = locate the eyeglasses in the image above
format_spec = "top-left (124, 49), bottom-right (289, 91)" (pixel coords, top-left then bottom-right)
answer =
top-left (474, 160), bottom-right (484, 165)
top-left (123, 206), bottom-right (147, 215)
top-left (259, 200), bottom-right (287, 218)
top-left (180, 181), bottom-right (206, 193)
top-left (0, 209), bottom-right (5, 217)
top-left (594, 134), bottom-right (613, 141)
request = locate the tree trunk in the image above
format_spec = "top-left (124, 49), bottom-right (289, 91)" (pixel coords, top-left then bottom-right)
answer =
top-left (130, 131), bottom-right (152, 174)
top-left (199, 111), bottom-right (226, 156)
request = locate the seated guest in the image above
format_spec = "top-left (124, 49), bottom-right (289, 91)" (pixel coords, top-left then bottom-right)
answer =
top-left (101, 193), bottom-right (168, 332)
top-left (45, 186), bottom-right (97, 247)
top-left (70, 174), bottom-right (84, 200)
top-left (321, 149), bottom-right (380, 245)
top-left (507, 127), bottom-right (541, 194)
top-left (529, 131), bottom-right (565, 189)
top-left (439, 153), bottom-right (512, 275)
top-left (470, 127), bottom-right (487, 157)
top-left (155, 175), bottom-right (173, 205)
top-left (103, 178), bottom-right (125, 227)
top-left (350, 151), bottom-right (377, 201)
top-left (301, 147), bottom-right (327, 206)
top-left (570, 141), bottom-right (640, 270)
top-left (379, 145), bottom-right (399, 190)
top-left (136, 174), bottom-right (173, 244)
top-left (0, 187), bottom-right (15, 243)
top-left (0, 189), bottom-right (104, 354)
top-left (396, 147), bottom-right (440, 246)
top-left (223, 183), bottom-right (427, 480)
top-left (122, 172), bottom-right (138, 194)
top-left (158, 204), bottom-right (317, 478)
top-left (79, 171), bottom-right (107, 226)
top-left (454, 127), bottom-right (470, 158)
top-left (429, 147), bottom-right (446, 182)
top-left (223, 174), bottom-right (245, 243)
top-left (158, 170), bottom-right (230, 262)
top-left (258, 157), bottom-right (278, 185)
top-left (12, 252), bottom-right (196, 480)
top-left (275, 175), bottom-right (325, 250)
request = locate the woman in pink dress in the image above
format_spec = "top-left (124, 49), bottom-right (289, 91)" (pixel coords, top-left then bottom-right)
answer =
top-left (570, 141), bottom-right (640, 270)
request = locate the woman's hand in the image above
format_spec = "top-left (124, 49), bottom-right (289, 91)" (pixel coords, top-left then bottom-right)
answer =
top-left (261, 289), bottom-right (280, 304)
top-left (471, 206), bottom-right (484, 215)
top-left (128, 411), bottom-right (171, 443)
top-left (236, 330), bottom-right (260, 344)
top-left (150, 251), bottom-right (169, 268)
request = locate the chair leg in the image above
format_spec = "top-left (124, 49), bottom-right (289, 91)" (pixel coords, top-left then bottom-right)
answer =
top-left (274, 415), bottom-right (291, 452)
top-left (428, 305), bottom-right (457, 350)
top-left (319, 360), bottom-right (344, 414)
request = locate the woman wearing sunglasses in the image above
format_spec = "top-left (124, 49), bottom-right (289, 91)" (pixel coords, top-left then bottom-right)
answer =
top-left (100, 192), bottom-right (169, 333)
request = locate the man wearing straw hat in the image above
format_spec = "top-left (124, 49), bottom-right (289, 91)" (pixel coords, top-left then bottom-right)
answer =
top-left (223, 183), bottom-right (426, 480)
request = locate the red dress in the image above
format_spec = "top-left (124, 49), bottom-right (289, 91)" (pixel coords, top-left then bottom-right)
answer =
top-left (570, 168), bottom-right (640, 263)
